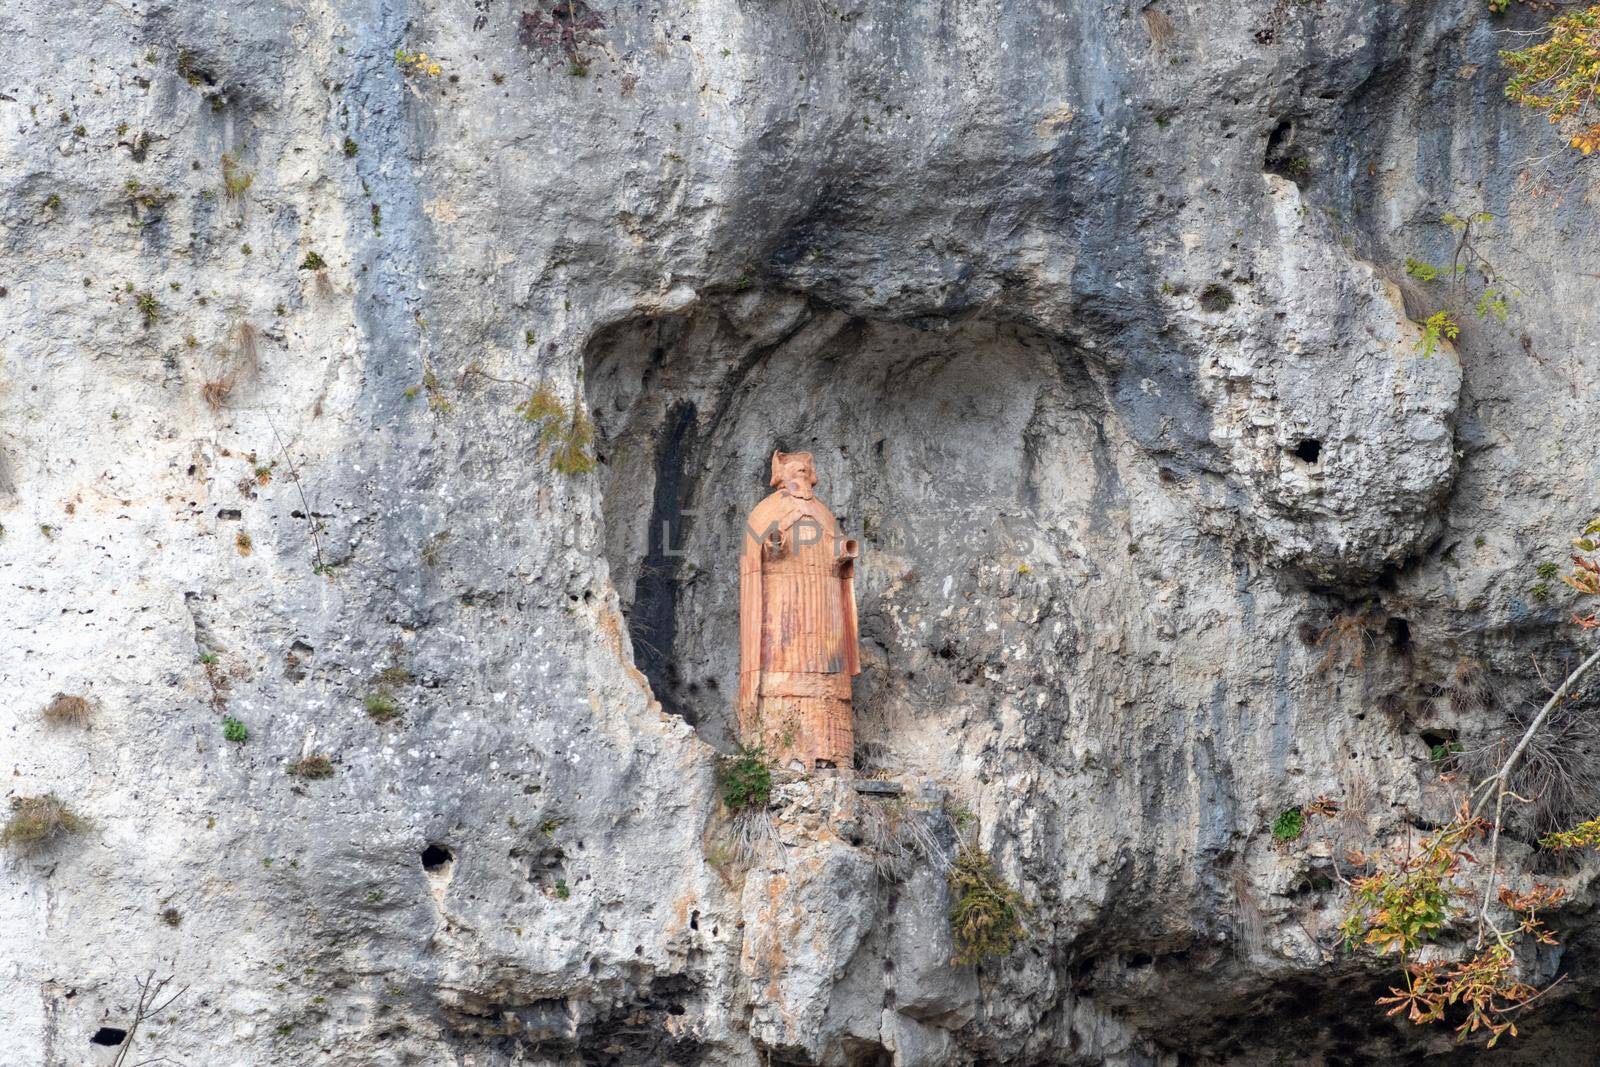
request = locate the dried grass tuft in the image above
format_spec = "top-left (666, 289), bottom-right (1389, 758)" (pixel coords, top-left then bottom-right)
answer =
top-left (42, 692), bottom-right (92, 727)
top-left (1460, 692), bottom-right (1600, 834)
top-left (202, 322), bottom-right (259, 410)
top-left (2, 794), bottom-right (88, 850)
top-left (1143, 8), bottom-right (1175, 50)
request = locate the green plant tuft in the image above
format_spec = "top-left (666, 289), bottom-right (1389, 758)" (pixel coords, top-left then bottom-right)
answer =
top-left (299, 251), bottom-right (327, 271)
top-left (1404, 258), bottom-right (1443, 282)
top-left (364, 690), bottom-right (401, 722)
top-left (718, 746), bottom-right (773, 812)
top-left (1272, 807), bottom-right (1305, 842)
top-left (222, 716), bottom-right (248, 743)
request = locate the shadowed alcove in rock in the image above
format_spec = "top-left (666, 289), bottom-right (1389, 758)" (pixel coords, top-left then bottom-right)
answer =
top-left (583, 290), bottom-right (1119, 775)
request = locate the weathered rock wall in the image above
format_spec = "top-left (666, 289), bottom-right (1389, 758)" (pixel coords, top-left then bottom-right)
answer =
top-left (4, 0), bottom-right (1600, 1064)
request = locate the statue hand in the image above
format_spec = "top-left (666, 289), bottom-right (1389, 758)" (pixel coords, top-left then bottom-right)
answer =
top-left (836, 537), bottom-right (858, 576)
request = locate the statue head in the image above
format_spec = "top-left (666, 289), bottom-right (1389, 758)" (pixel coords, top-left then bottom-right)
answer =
top-left (770, 450), bottom-right (817, 499)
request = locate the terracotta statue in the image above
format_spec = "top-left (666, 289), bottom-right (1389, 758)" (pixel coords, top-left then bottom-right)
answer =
top-left (738, 451), bottom-right (860, 772)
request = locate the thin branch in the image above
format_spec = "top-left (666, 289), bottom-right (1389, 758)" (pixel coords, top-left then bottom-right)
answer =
top-left (110, 972), bottom-right (189, 1067)
top-left (458, 364), bottom-right (534, 391)
top-left (265, 412), bottom-right (327, 575)
top-left (1475, 643), bottom-right (1600, 815)
top-left (1473, 642), bottom-right (1600, 946)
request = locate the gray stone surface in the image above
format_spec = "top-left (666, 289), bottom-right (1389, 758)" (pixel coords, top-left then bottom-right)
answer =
top-left (5, 0), bottom-right (1600, 1064)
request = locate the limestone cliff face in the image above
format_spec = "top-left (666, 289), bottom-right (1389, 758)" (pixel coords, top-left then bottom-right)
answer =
top-left (4, 0), bottom-right (1599, 1063)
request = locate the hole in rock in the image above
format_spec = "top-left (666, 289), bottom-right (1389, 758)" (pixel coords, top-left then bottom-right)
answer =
top-left (841, 1041), bottom-right (894, 1067)
top-left (1418, 729), bottom-right (1458, 752)
top-left (1291, 438), bottom-right (1321, 464)
top-left (1262, 117), bottom-right (1311, 185)
top-left (90, 1027), bottom-right (128, 1046)
top-left (1386, 617), bottom-right (1412, 657)
top-left (420, 843), bottom-right (454, 873)
top-left (583, 290), bottom-right (1122, 769)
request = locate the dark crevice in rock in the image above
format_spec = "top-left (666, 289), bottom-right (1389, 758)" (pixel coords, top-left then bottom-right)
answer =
top-left (443, 975), bottom-right (708, 1066)
top-left (1262, 116), bottom-right (1311, 187)
top-left (628, 399), bottom-right (700, 721)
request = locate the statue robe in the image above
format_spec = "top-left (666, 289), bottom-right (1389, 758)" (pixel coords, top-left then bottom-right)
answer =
top-left (738, 489), bottom-right (859, 770)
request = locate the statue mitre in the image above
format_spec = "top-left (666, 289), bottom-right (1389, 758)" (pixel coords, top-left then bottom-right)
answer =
top-left (770, 450), bottom-right (816, 488)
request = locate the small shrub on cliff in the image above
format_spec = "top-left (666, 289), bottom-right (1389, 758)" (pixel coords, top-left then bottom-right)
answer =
top-left (1340, 817), bottom-right (1462, 957)
top-left (1339, 514), bottom-right (1600, 1047)
top-left (2, 794), bottom-right (88, 850)
top-left (719, 746), bottom-right (773, 812)
top-left (395, 48), bottom-right (442, 78)
top-left (222, 717), bottom-right (248, 743)
top-left (948, 843), bottom-right (1027, 965)
top-left (1501, 5), bottom-right (1600, 154)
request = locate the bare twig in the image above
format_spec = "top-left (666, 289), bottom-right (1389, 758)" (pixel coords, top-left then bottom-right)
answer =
top-left (265, 412), bottom-right (326, 575)
top-left (110, 971), bottom-right (189, 1067)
